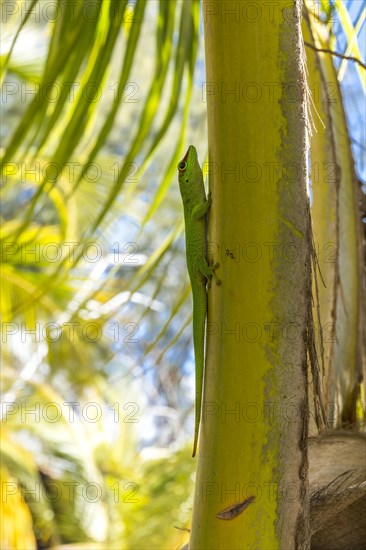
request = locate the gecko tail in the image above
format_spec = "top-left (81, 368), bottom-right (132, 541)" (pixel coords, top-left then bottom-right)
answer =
top-left (191, 286), bottom-right (207, 458)
top-left (192, 423), bottom-right (199, 457)
top-left (192, 333), bottom-right (204, 458)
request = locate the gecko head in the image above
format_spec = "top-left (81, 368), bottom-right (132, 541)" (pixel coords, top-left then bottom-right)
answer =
top-left (177, 145), bottom-right (202, 196)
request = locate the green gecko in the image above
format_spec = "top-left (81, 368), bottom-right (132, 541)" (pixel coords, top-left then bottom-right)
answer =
top-left (177, 145), bottom-right (220, 457)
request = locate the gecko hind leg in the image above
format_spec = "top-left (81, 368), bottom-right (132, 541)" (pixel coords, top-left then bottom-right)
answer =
top-left (199, 258), bottom-right (221, 288)
top-left (210, 261), bottom-right (221, 287)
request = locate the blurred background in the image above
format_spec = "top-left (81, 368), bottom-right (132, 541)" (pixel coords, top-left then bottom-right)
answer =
top-left (0, 0), bottom-right (365, 548)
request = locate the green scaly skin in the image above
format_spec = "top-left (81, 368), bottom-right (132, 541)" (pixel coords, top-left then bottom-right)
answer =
top-left (177, 145), bottom-right (220, 457)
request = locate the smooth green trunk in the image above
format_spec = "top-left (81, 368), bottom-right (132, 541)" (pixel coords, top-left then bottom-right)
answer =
top-left (190, 1), bottom-right (311, 548)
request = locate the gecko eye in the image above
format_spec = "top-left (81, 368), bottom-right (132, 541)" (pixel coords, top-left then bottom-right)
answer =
top-left (178, 161), bottom-right (187, 171)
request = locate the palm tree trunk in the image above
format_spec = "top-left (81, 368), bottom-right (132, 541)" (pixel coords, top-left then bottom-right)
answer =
top-left (190, 1), bottom-right (313, 547)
